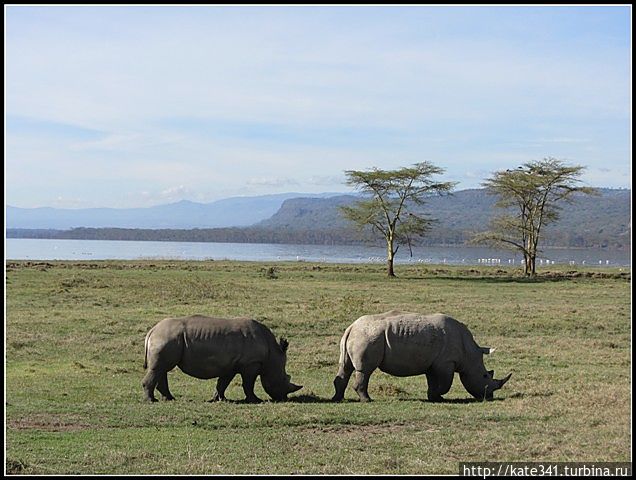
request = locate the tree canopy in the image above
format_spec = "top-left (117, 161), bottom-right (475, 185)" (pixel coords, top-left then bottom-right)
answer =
top-left (340, 162), bottom-right (456, 276)
top-left (474, 157), bottom-right (599, 276)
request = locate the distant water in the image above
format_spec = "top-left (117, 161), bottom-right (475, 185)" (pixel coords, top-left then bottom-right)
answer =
top-left (5, 238), bottom-right (631, 267)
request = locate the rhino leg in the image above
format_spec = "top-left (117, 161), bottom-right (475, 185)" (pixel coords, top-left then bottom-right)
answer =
top-left (426, 364), bottom-right (454, 402)
top-left (143, 335), bottom-right (182, 403)
top-left (156, 371), bottom-right (175, 401)
top-left (332, 358), bottom-right (354, 402)
top-left (352, 370), bottom-right (374, 402)
top-left (142, 369), bottom-right (161, 402)
top-left (426, 373), bottom-right (443, 402)
top-left (240, 364), bottom-right (263, 403)
top-left (210, 373), bottom-right (236, 402)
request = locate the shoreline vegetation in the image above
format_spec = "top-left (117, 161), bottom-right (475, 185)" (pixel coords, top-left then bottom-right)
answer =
top-left (6, 226), bottom-right (631, 250)
top-left (5, 260), bottom-right (631, 473)
top-left (5, 259), bottom-right (632, 278)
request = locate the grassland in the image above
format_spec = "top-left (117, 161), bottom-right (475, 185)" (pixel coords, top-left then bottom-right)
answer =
top-left (5, 260), bottom-right (632, 474)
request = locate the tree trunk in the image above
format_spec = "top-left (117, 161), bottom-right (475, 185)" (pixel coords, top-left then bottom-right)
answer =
top-left (387, 256), bottom-right (395, 277)
top-left (530, 238), bottom-right (540, 277)
top-left (387, 238), bottom-right (396, 277)
top-left (529, 254), bottom-right (536, 276)
top-left (523, 238), bottom-right (534, 276)
top-left (527, 235), bottom-right (538, 277)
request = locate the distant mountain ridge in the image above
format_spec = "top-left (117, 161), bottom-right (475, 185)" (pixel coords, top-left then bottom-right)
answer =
top-left (257, 188), bottom-right (631, 248)
top-left (6, 192), bottom-right (346, 229)
top-left (6, 188), bottom-right (631, 249)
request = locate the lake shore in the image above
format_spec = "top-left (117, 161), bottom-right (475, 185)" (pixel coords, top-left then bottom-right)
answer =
top-left (6, 238), bottom-right (632, 266)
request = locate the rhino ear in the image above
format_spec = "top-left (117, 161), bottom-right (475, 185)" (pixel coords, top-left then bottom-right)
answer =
top-left (279, 337), bottom-right (289, 353)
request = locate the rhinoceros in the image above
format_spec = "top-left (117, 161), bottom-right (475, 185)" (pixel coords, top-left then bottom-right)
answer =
top-left (332, 310), bottom-right (512, 402)
top-left (142, 315), bottom-right (302, 403)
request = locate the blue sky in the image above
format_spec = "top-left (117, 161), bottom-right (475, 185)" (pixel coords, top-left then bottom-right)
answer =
top-left (5, 5), bottom-right (631, 208)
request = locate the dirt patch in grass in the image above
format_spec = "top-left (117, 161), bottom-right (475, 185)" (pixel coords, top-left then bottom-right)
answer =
top-left (6, 458), bottom-right (29, 474)
top-left (541, 270), bottom-right (631, 280)
top-left (375, 383), bottom-right (410, 397)
top-left (8, 414), bottom-right (91, 432)
top-left (301, 422), bottom-right (419, 436)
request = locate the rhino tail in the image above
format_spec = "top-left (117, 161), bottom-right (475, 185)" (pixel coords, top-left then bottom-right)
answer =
top-left (338, 324), bottom-right (354, 368)
top-left (143, 326), bottom-right (155, 370)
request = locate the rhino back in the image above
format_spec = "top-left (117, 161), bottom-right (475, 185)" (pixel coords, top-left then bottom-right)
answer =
top-left (177, 316), bottom-right (272, 379)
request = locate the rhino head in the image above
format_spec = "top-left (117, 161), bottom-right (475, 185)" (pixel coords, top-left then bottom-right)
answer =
top-left (260, 337), bottom-right (303, 401)
top-left (459, 346), bottom-right (512, 400)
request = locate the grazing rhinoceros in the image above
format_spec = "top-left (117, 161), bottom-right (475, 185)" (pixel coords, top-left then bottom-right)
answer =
top-left (332, 310), bottom-right (512, 402)
top-left (142, 315), bottom-right (302, 403)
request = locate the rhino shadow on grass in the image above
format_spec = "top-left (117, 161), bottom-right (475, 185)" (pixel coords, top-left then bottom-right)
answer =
top-left (286, 394), bottom-right (337, 404)
top-left (406, 396), bottom-right (506, 404)
top-left (288, 394), bottom-right (508, 404)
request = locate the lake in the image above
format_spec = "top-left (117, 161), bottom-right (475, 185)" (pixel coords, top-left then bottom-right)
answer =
top-left (4, 238), bottom-right (631, 267)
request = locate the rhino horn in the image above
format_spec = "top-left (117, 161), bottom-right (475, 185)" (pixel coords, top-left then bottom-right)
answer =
top-left (288, 382), bottom-right (303, 393)
top-left (495, 372), bottom-right (513, 389)
top-left (480, 346), bottom-right (495, 355)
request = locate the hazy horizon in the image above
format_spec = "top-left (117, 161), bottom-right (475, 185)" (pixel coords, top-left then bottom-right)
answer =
top-left (5, 184), bottom-right (631, 211)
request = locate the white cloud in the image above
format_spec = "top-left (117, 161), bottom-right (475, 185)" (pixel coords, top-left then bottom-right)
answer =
top-left (246, 177), bottom-right (300, 188)
top-left (306, 174), bottom-right (346, 186)
top-left (69, 132), bottom-right (185, 152)
top-left (581, 167), bottom-right (631, 189)
top-left (160, 185), bottom-right (191, 198)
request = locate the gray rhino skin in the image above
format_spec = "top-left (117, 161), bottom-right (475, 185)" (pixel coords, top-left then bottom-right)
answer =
top-left (332, 310), bottom-right (512, 402)
top-left (142, 315), bottom-right (302, 403)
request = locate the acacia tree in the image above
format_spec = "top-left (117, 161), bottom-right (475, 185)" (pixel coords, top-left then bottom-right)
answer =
top-left (340, 162), bottom-right (456, 277)
top-left (473, 157), bottom-right (598, 276)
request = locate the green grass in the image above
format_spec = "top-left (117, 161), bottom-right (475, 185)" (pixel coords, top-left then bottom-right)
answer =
top-left (5, 260), bottom-right (631, 474)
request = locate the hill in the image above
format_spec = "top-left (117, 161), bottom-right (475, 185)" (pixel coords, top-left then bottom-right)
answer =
top-left (257, 188), bottom-right (631, 248)
top-left (6, 192), bottom-right (346, 229)
top-left (6, 188), bottom-right (630, 249)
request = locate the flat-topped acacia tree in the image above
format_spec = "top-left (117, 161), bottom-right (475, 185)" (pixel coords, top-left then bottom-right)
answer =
top-left (474, 157), bottom-right (599, 276)
top-left (340, 162), bottom-right (456, 277)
